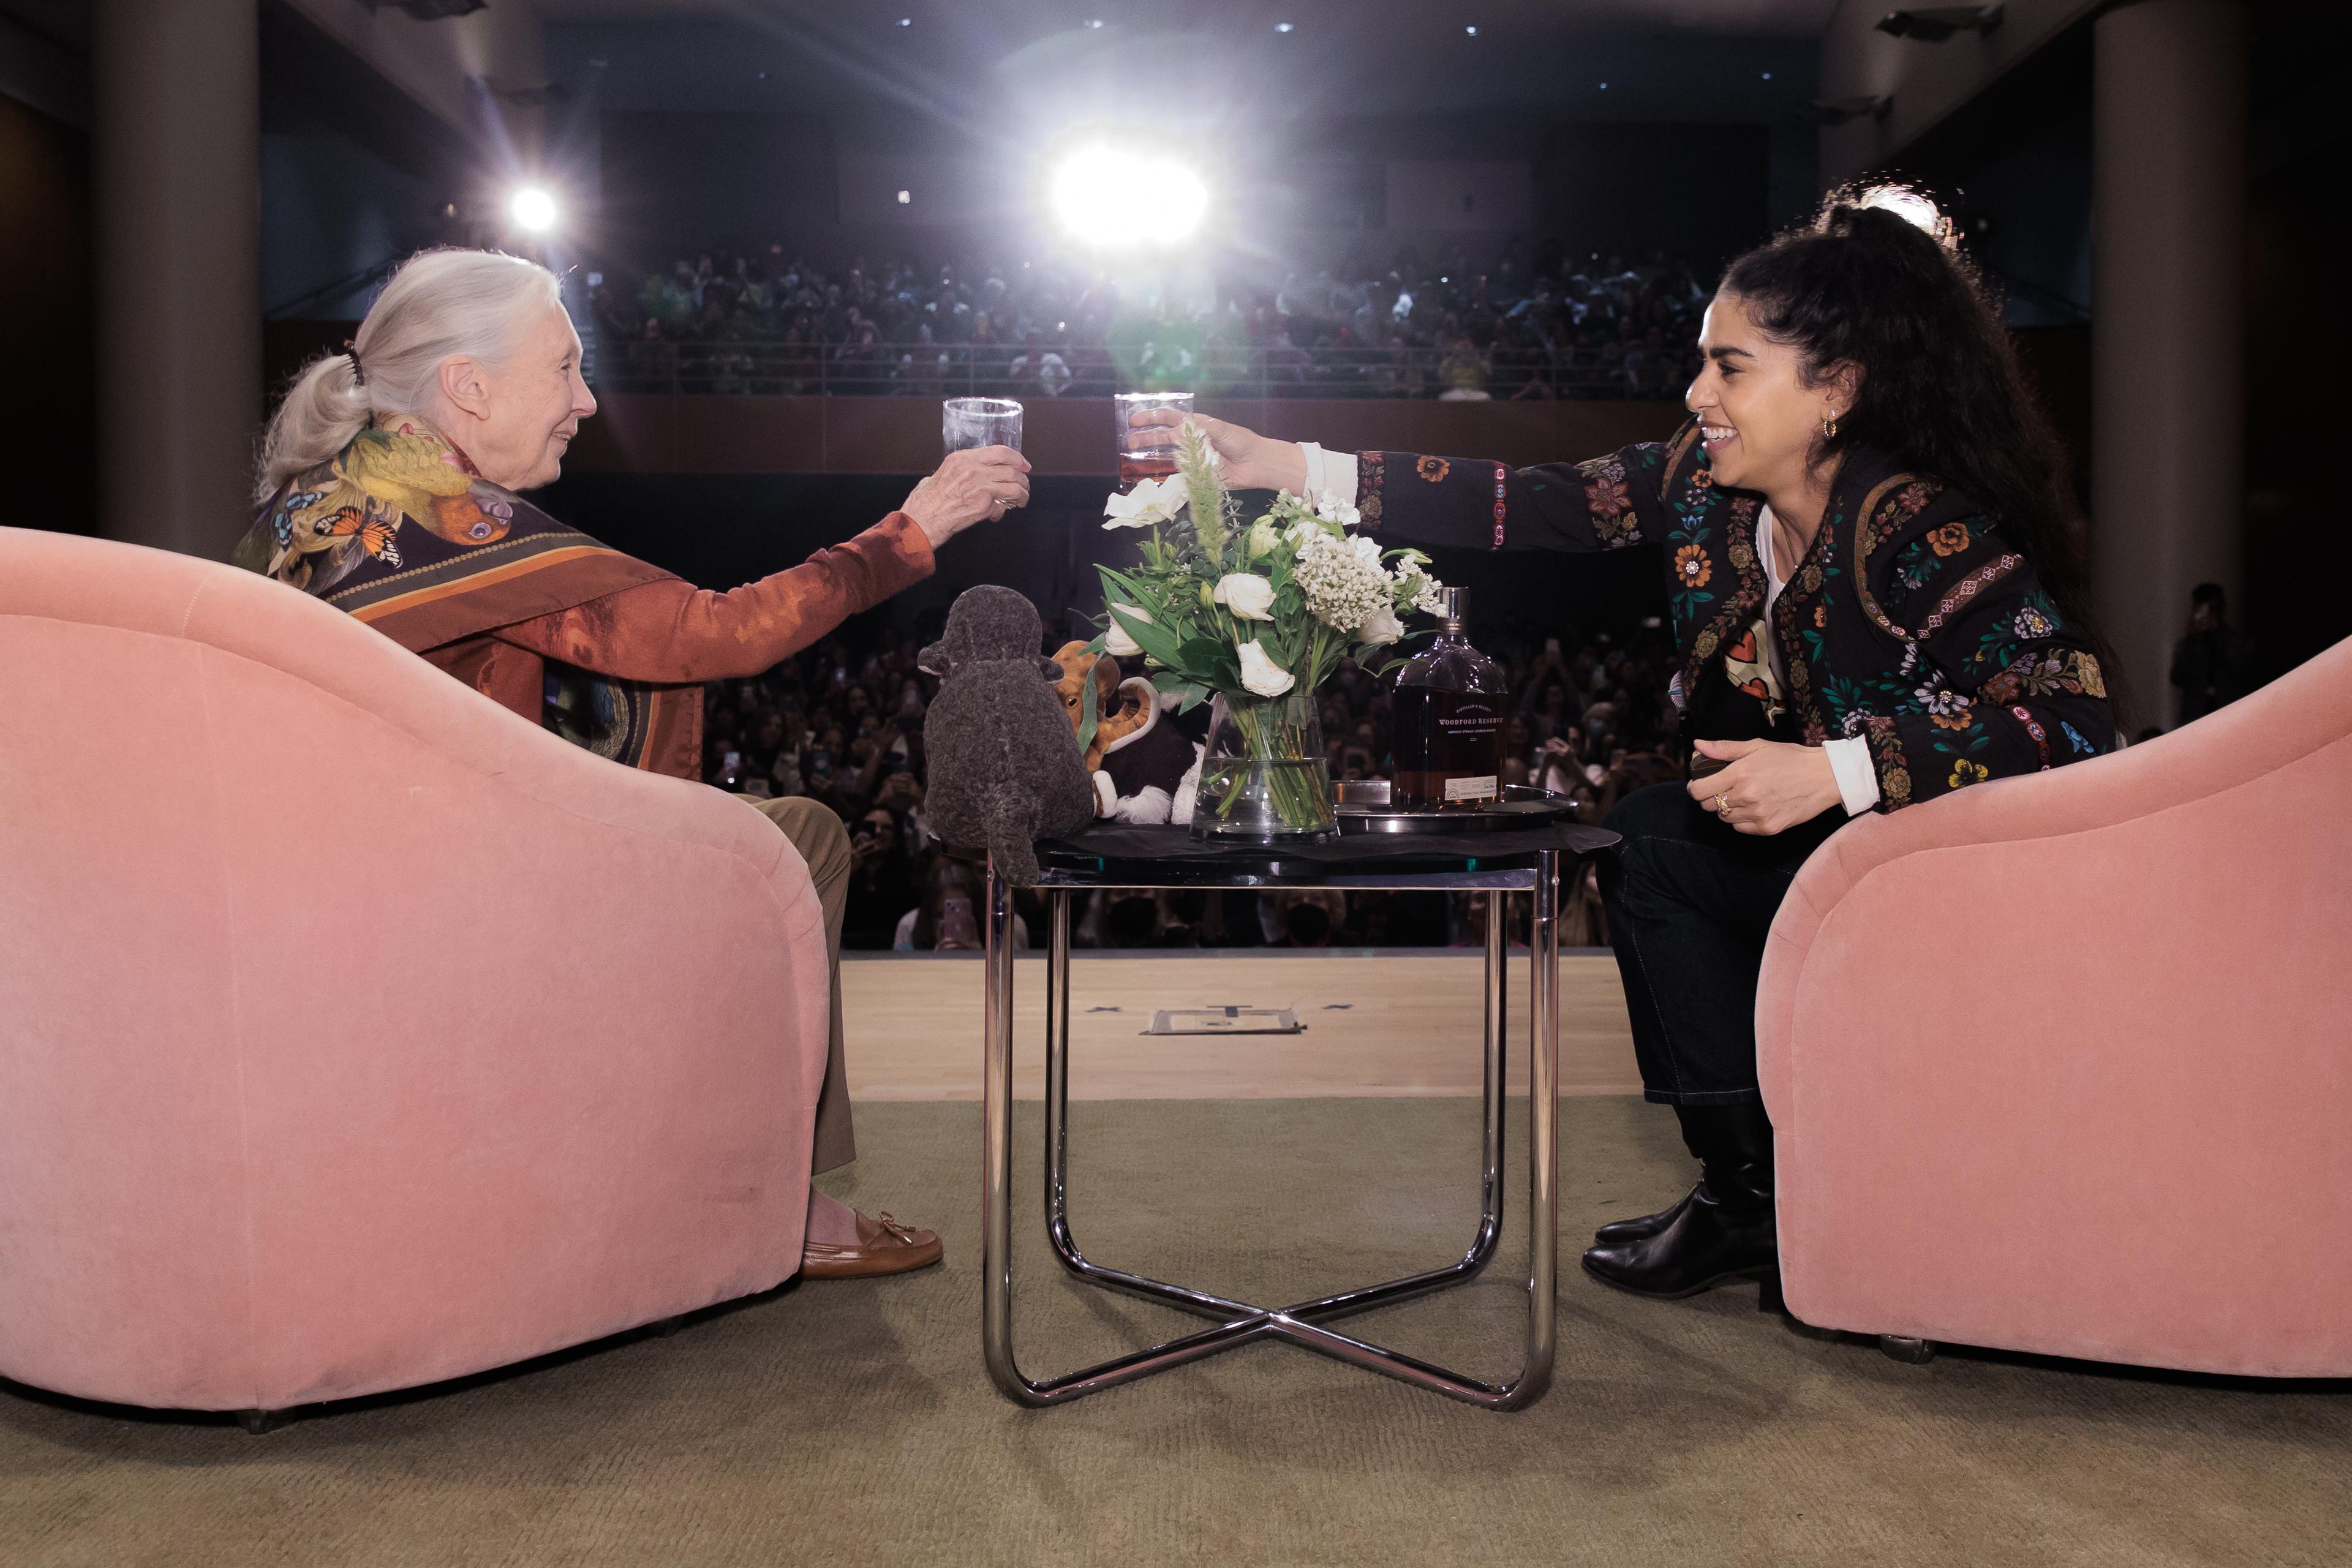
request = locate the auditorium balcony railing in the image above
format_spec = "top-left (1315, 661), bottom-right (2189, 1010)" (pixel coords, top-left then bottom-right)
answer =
top-left (589, 338), bottom-right (1686, 401)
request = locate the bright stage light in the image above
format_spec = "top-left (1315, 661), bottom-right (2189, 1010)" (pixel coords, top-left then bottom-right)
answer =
top-left (508, 186), bottom-right (558, 233)
top-left (1048, 147), bottom-right (1208, 250)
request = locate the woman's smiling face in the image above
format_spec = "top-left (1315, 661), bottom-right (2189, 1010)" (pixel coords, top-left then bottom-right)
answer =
top-left (1684, 291), bottom-right (1850, 497)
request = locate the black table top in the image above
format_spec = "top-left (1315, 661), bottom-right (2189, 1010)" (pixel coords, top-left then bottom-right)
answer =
top-left (1031, 820), bottom-right (1618, 887)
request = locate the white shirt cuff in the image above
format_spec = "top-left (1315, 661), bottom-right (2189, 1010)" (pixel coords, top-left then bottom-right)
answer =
top-left (1825, 735), bottom-right (1881, 816)
top-left (1298, 442), bottom-right (1360, 507)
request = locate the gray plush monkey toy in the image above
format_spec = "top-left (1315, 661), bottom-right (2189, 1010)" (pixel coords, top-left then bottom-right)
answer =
top-left (918, 586), bottom-right (1096, 887)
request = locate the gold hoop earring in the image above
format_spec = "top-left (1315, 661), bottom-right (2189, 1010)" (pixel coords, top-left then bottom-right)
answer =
top-left (1822, 412), bottom-right (1839, 440)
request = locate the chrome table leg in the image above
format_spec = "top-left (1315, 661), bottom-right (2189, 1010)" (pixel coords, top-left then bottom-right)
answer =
top-left (986, 861), bottom-right (1564, 1409)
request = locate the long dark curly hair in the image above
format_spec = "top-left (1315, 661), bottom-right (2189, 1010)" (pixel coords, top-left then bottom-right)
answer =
top-left (1720, 190), bottom-right (2094, 633)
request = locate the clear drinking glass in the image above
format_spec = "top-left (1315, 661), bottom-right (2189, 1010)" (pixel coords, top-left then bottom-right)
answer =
top-left (1114, 391), bottom-right (1193, 485)
top-left (943, 396), bottom-right (1022, 453)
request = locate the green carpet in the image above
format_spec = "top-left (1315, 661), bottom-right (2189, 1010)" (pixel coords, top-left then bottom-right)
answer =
top-left (4, 1099), bottom-right (2345, 1567)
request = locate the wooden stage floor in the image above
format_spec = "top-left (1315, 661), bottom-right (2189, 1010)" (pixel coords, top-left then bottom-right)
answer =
top-left (840, 949), bottom-right (1640, 1101)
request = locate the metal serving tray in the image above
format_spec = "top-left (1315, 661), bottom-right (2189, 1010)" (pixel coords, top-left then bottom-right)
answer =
top-left (1334, 783), bottom-right (1576, 835)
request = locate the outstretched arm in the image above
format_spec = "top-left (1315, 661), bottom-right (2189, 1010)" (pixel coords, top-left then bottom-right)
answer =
top-left (1139, 409), bottom-right (1688, 555)
top-left (492, 445), bottom-right (1031, 684)
top-left (494, 513), bottom-right (936, 683)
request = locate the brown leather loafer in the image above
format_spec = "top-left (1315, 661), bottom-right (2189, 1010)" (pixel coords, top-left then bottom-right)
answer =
top-left (800, 1210), bottom-right (944, 1280)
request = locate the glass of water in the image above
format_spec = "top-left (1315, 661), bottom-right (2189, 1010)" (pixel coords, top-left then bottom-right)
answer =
top-left (1114, 391), bottom-right (1193, 484)
top-left (943, 396), bottom-right (1022, 453)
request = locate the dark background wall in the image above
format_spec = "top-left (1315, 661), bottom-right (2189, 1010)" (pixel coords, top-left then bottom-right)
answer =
top-left (2243, 133), bottom-right (2351, 680)
top-left (597, 110), bottom-right (840, 281)
top-left (1879, 8), bottom-right (2352, 687)
top-left (0, 88), bottom-right (92, 535)
top-left (1536, 122), bottom-right (1770, 273)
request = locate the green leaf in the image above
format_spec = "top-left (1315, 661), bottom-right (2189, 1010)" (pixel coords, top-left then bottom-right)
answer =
top-left (1075, 655), bottom-right (1101, 754)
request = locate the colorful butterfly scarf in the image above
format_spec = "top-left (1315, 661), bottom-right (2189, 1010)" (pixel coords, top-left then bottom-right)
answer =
top-left (234, 418), bottom-right (684, 769)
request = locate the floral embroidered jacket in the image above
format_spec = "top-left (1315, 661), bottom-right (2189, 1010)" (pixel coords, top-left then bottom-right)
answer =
top-left (1357, 426), bottom-right (2114, 810)
top-left (235, 419), bottom-right (933, 779)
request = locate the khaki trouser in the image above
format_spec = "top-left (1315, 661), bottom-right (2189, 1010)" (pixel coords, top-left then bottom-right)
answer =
top-left (741, 794), bottom-right (856, 1174)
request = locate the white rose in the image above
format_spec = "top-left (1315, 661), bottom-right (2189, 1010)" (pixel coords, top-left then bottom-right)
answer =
top-left (1102, 475), bottom-right (1188, 529)
top-left (1103, 603), bottom-right (1152, 658)
top-left (1213, 572), bottom-right (1276, 621)
top-left (1235, 638), bottom-right (1295, 696)
top-left (1355, 603), bottom-right (1404, 647)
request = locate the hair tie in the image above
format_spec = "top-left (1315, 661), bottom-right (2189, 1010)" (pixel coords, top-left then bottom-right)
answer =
top-left (342, 339), bottom-right (367, 387)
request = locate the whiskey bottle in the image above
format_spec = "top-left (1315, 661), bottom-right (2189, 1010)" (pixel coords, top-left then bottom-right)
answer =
top-left (1392, 586), bottom-right (1507, 809)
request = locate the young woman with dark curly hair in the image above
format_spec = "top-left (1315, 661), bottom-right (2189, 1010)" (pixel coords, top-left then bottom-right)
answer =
top-left (1147, 191), bottom-right (2118, 1304)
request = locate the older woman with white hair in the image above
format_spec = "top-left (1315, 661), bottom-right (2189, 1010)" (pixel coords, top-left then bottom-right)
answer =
top-left (237, 246), bottom-right (1030, 1280)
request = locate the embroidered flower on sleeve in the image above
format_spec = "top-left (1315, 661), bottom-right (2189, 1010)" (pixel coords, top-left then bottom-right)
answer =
top-left (1813, 603), bottom-right (1828, 630)
top-left (1948, 758), bottom-right (1990, 788)
top-left (1931, 710), bottom-right (1975, 731)
top-left (2013, 603), bottom-right (2055, 639)
top-left (1415, 456), bottom-right (1451, 483)
top-left (1673, 544), bottom-right (1711, 590)
top-left (1915, 685), bottom-right (1972, 717)
top-left (1928, 521), bottom-right (1972, 557)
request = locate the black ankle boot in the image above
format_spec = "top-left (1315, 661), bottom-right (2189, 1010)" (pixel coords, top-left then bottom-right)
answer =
top-left (1582, 1101), bottom-right (1777, 1299)
top-left (1593, 1101), bottom-right (1768, 1244)
top-left (1591, 1186), bottom-right (1695, 1245)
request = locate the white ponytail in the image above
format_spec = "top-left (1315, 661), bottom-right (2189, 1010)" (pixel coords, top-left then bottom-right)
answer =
top-left (254, 247), bottom-right (564, 503)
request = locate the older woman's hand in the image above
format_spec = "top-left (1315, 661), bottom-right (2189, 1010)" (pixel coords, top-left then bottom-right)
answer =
top-left (1129, 410), bottom-right (1308, 494)
top-left (1686, 737), bottom-right (1842, 835)
top-left (902, 445), bottom-right (1031, 548)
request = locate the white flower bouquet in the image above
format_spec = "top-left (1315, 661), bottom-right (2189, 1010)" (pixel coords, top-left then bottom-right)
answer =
top-left (1089, 421), bottom-right (1447, 837)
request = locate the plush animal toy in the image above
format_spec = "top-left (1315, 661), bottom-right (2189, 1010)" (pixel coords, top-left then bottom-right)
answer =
top-left (1049, 641), bottom-right (1208, 825)
top-left (918, 588), bottom-right (1096, 886)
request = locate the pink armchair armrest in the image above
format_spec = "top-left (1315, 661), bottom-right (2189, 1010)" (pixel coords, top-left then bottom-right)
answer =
top-left (1757, 638), bottom-right (2352, 1377)
top-left (0, 527), bottom-right (830, 1412)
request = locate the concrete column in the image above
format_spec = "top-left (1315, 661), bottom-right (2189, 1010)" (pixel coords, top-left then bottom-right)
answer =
top-left (2092, 0), bottom-right (2248, 732)
top-left (92, 0), bottom-right (262, 559)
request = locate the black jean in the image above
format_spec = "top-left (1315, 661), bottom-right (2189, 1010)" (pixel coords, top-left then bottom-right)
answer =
top-left (1597, 781), bottom-right (1849, 1106)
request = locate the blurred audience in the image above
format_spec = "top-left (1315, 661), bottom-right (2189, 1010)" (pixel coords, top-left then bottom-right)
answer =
top-left (594, 241), bottom-right (1709, 401)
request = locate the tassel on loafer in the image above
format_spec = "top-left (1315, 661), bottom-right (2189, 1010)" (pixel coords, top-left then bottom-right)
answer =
top-left (801, 1211), bottom-right (944, 1280)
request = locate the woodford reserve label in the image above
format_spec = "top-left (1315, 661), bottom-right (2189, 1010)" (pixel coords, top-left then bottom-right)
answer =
top-left (1394, 688), bottom-right (1504, 809)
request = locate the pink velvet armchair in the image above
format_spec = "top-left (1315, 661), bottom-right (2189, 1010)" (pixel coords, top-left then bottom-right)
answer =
top-left (0, 526), bottom-right (831, 1416)
top-left (1758, 636), bottom-right (2352, 1377)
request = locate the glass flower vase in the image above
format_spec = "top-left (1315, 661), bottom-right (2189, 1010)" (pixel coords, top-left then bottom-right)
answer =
top-left (1189, 688), bottom-right (1337, 843)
